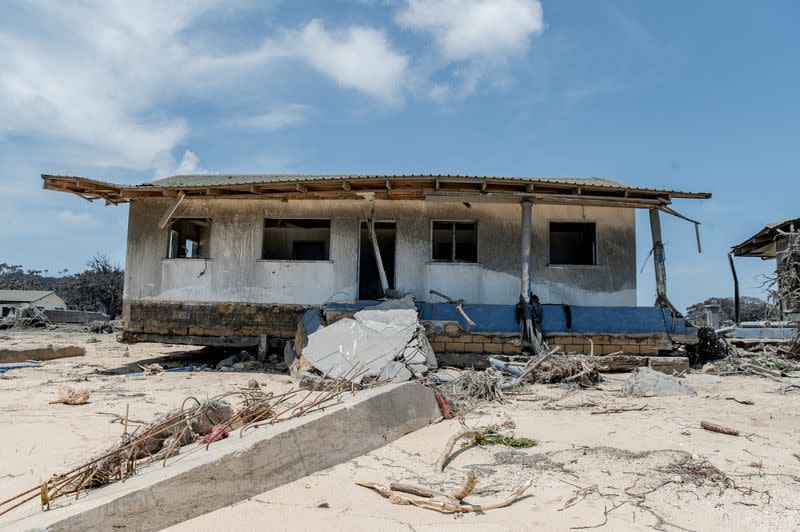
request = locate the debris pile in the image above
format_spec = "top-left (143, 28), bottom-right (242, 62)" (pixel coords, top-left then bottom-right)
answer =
top-left (439, 351), bottom-right (603, 413)
top-left (87, 320), bottom-right (113, 334)
top-left (0, 304), bottom-right (49, 330)
top-left (49, 386), bottom-right (91, 405)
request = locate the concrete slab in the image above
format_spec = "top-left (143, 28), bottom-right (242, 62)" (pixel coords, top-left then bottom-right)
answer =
top-left (0, 345), bottom-right (85, 363)
top-left (5, 382), bottom-right (440, 532)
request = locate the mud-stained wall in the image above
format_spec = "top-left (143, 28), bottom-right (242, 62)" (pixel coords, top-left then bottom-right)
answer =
top-left (123, 198), bottom-right (636, 307)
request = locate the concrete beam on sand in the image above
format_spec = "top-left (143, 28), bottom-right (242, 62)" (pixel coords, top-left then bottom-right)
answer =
top-left (7, 381), bottom-right (440, 532)
top-left (0, 345), bottom-right (85, 364)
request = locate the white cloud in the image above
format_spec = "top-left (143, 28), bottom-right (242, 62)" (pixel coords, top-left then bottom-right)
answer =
top-left (236, 104), bottom-right (314, 131)
top-left (0, 3), bottom-right (409, 172)
top-left (292, 20), bottom-right (408, 103)
top-left (153, 149), bottom-right (207, 179)
top-left (396, 0), bottom-right (543, 61)
top-left (396, 0), bottom-right (543, 97)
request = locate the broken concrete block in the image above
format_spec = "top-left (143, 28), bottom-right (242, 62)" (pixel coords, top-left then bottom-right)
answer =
top-left (301, 308), bottom-right (435, 384)
top-left (215, 354), bottom-right (238, 370)
top-left (377, 361), bottom-right (412, 382)
top-left (363, 294), bottom-right (416, 311)
top-left (621, 367), bottom-right (697, 397)
top-left (0, 344), bottom-right (85, 364)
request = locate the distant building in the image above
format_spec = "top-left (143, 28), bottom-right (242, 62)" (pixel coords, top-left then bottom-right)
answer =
top-left (732, 217), bottom-right (800, 320)
top-left (0, 290), bottom-right (67, 318)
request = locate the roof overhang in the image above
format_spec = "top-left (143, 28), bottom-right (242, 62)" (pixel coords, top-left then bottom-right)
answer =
top-left (42, 174), bottom-right (711, 209)
top-left (732, 217), bottom-right (800, 258)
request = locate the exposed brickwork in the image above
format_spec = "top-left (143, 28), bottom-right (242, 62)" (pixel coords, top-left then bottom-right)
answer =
top-left (427, 324), bottom-right (668, 356)
top-left (544, 334), bottom-right (667, 355)
top-left (122, 300), bottom-right (307, 343)
top-left (122, 302), bottom-right (670, 356)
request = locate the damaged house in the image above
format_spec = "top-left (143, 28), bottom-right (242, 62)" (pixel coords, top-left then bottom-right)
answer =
top-left (43, 174), bottom-right (709, 361)
top-left (0, 290), bottom-right (67, 318)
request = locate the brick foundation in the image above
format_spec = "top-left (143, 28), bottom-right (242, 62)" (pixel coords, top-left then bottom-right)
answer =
top-left (120, 301), bottom-right (673, 358)
top-left (120, 300), bottom-right (307, 344)
top-left (546, 334), bottom-right (670, 355)
top-left (428, 328), bottom-right (670, 357)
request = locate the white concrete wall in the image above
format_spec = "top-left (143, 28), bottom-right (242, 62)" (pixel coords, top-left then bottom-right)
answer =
top-left (36, 293), bottom-right (67, 310)
top-left (124, 198), bottom-right (636, 306)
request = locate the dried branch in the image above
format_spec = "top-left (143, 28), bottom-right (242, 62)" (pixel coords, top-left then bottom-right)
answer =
top-left (357, 478), bottom-right (532, 514)
top-left (435, 429), bottom-right (482, 472)
top-left (700, 421), bottom-right (740, 436)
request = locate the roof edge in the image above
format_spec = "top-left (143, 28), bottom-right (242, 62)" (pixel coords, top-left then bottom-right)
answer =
top-left (41, 173), bottom-right (712, 204)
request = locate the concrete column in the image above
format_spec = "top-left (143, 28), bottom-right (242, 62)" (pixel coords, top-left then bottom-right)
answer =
top-left (521, 201), bottom-right (532, 297)
top-left (704, 304), bottom-right (721, 328)
top-left (649, 209), bottom-right (668, 303)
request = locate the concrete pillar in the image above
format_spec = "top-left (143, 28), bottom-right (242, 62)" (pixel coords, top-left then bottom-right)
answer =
top-left (521, 201), bottom-right (532, 297)
top-left (704, 304), bottom-right (721, 328)
top-left (649, 209), bottom-right (667, 303)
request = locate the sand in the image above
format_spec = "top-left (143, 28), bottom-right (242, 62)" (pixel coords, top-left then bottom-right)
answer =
top-left (0, 324), bottom-right (294, 504)
top-left (2, 325), bottom-right (800, 531)
top-left (171, 375), bottom-right (800, 531)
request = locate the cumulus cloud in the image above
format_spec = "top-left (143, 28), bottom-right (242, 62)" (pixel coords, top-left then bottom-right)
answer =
top-left (397, 0), bottom-right (543, 60)
top-left (0, 3), bottom-right (409, 172)
top-left (236, 104), bottom-right (314, 131)
top-left (396, 0), bottom-right (543, 97)
top-left (153, 149), bottom-right (207, 179)
top-left (292, 20), bottom-right (408, 103)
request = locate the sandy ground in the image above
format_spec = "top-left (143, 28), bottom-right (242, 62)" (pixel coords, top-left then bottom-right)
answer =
top-left (170, 375), bottom-right (800, 532)
top-left (2, 326), bottom-right (800, 531)
top-left (0, 324), bottom-right (294, 505)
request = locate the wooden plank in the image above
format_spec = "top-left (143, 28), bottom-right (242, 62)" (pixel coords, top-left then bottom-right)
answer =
top-left (158, 192), bottom-right (186, 230)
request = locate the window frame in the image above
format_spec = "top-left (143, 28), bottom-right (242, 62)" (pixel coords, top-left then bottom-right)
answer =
top-left (429, 220), bottom-right (478, 263)
top-left (260, 217), bottom-right (333, 262)
top-left (547, 220), bottom-right (599, 267)
top-left (164, 217), bottom-right (212, 260)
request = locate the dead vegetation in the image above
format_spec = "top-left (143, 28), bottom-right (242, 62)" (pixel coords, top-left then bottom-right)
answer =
top-left (0, 377), bottom-right (357, 518)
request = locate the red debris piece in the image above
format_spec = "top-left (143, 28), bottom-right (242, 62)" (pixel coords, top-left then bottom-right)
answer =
top-left (199, 426), bottom-right (228, 445)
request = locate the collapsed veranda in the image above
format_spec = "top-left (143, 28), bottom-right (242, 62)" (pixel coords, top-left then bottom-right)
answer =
top-left (43, 173), bottom-right (710, 356)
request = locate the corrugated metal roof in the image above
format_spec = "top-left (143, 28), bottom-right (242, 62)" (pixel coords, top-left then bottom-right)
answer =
top-left (0, 290), bottom-right (55, 303)
top-left (732, 217), bottom-right (800, 257)
top-left (41, 173), bottom-right (712, 202)
top-left (146, 174), bottom-right (628, 189)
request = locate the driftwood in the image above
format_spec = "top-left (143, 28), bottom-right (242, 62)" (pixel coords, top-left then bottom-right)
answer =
top-left (515, 349), bottom-right (557, 382)
top-left (358, 473), bottom-right (531, 514)
top-left (590, 405), bottom-right (648, 415)
top-left (435, 429), bottom-right (482, 472)
top-left (700, 421), bottom-right (740, 436)
top-left (724, 397), bottom-right (754, 405)
top-left (451, 471), bottom-right (478, 500)
top-left (389, 471), bottom-right (477, 504)
top-left (741, 362), bottom-right (783, 381)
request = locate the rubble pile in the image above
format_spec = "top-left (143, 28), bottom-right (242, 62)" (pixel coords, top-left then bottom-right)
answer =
top-left (0, 304), bottom-right (49, 330)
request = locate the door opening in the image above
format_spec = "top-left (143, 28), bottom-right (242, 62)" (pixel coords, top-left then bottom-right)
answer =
top-left (359, 221), bottom-right (396, 300)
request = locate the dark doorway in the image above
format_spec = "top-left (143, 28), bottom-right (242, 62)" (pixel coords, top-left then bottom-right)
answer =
top-left (359, 221), bottom-right (396, 300)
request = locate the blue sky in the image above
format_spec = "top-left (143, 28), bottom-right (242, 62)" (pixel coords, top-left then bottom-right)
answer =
top-left (0, 0), bottom-right (797, 311)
